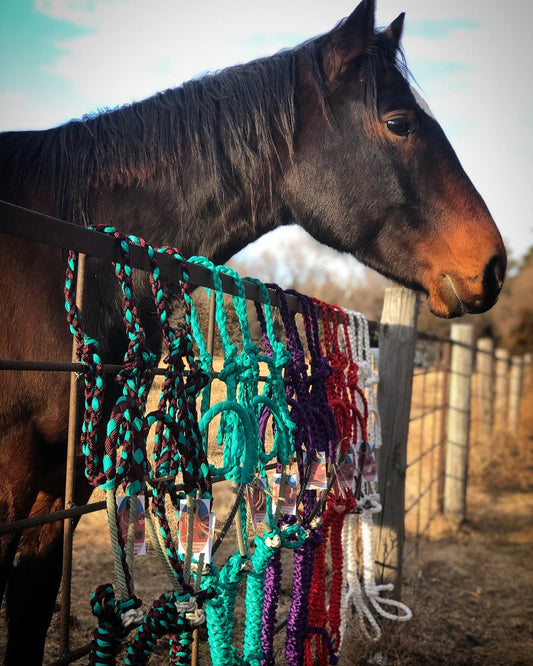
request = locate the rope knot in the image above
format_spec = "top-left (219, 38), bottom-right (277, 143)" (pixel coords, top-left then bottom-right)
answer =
top-left (361, 495), bottom-right (382, 513)
top-left (309, 515), bottom-right (322, 530)
top-left (120, 606), bottom-right (145, 628)
top-left (120, 341), bottom-right (156, 380)
top-left (186, 608), bottom-right (206, 627)
top-left (174, 595), bottom-right (206, 627)
top-left (237, 349), bottom-right (259, 382)
top-left (280, 523), bottom-right (307, 549)
top-left (264, 533), bottom-right (282, 549)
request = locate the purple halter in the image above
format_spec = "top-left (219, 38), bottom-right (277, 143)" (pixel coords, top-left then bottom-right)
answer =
top-left (256, 285), bottom-right (337, 666)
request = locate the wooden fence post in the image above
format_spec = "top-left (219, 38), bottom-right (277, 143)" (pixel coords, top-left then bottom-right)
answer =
top-left (524, 353), bottom-right (532, 375)
top-left (475, 338), bottom-right (494, 462)
top-left (376, 287), bottom-right (419, 596)
top-left (508, 355), bottom-right (525, 433)
top-left (494, 349), bottom-right (510, 433)
top-left (443, 324), bottom-right (475, 519)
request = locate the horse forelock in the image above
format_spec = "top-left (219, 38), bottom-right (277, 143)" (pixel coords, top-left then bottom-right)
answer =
top-left (361, 35), bottom-right (413, 127)
top-left (300, 26), bottom-right (412, 138)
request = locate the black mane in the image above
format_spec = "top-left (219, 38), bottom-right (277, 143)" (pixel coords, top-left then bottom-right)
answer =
top-left (0, 27), bottom-right (404, 228)
top-left (1, 48), bottom-right (302, 226)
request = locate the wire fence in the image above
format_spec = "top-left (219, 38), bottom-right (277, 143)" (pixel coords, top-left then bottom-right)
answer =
top-left (402, 328), bottom-right (531, 563)
top-left (404, 336), bottom-right (450, 557)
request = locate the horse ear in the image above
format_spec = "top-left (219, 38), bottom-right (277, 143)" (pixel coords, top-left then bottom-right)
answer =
top-left (323, 0), bottom-right (376, 81)
top-left (381, 12), bottom-right (405, 49)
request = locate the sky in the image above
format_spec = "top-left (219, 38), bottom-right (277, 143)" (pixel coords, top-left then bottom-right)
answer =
top-left (1, 0), bottom-right (532, 278)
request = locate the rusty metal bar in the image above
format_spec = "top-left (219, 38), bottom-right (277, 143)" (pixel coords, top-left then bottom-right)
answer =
top-left (0, 359), bottom-right (273, 385)
top-left (59, 254), bottom-right (86, 655)
top-left (0, 200), bottom-right (384, 334)
top-left (0, 501), bottom-right (107, 534)
top-left (0, 200), bottom-right (303, 315)
top-left (0, 359), bottom-right (131, 373)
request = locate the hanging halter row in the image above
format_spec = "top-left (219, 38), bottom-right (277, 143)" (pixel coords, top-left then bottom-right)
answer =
top-left (66, 229), bottom-right (151, 665)
top-left (238, 278), bottom-right (306, 666)
top-left (304, 300), bottom-right (367, 666)
top-left (183, 258), bottom-right (303, 666)
top-left (253, 284), bottom-right (328, 666)
top-left (65, 228), bottom-right (214, 665)
top-left (338, 310), bottom-right (412, 648)
top-left (259, 287), bottom-right (339, 666)
top-left (65, 228), bottom-right (411, 666)
top-left (127, 241), bottom-right (214, 666)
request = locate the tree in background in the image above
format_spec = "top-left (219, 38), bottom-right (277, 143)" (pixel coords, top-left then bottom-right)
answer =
top-left (229, 225), bottom-right (391, 322)
top-left (485, 246), bottom-right (533, 354)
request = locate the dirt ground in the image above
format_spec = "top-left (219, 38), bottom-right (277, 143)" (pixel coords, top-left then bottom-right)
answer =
top-left (2, 369), bottom-right (532, 665)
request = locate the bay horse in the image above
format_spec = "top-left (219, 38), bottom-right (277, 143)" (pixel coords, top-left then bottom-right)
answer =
top-left (0, 1), bottom-right (505, 663)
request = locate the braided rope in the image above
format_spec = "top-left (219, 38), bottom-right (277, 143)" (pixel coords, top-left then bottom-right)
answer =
top-left (66, 228), bottom-right (156, 661)
top-left (361, 503), bottom-right (412, 624)
top-left (65, 229), bottom-right (219, 662)
top-left (185, 257), bottom-right (267, 664)
top-left (257, 286), bottom-right (338, 666)
top-left (67, 227), bottom-right (411, 663)
top-left (124, 591), bottom-right (209, 666)
top-left (338, 310), bottom-right (412, 651)
top-left (305, 300), bottom-right (368, 664)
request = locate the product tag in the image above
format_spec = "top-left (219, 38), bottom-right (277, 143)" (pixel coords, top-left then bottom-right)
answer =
top-left (116, 495), bottom-right (146, 556)
top-left (303, 450), bottom-right (328, 490)
top-left (336, 443), bottom-right (358, 494)
top-left (246, 477), bottom-right (268, 529)
top-left (178, 498), bottom-right (215, 563)
top-left (272, 473), bottom-right (298, 515)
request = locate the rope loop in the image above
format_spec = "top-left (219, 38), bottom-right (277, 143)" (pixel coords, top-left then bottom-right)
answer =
top-left (88, 583), bottom-right (142, 665)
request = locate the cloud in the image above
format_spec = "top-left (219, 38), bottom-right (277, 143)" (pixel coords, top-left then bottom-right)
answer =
top-left (33, 0), bottom-right (357, 112)
top-left (0, 89), bottom-right (86, 130)
top-left (407, 18), bottom-right (479, 40)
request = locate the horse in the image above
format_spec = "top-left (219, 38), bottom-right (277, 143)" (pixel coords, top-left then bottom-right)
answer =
top-left (0, 1), bottom-right (505, 663)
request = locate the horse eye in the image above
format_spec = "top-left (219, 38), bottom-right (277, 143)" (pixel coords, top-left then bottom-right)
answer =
top-left (386, 117), bottom-right (411, 137)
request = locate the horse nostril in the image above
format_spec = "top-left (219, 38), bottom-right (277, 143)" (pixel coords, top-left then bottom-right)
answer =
top-left (484, 255), bottom-right (506, 296)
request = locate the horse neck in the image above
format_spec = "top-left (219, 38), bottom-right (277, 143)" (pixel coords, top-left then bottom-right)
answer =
top-left (88, 172), bottom-right (287, 265)
top-left (78, 58), bottom-right (297, 262)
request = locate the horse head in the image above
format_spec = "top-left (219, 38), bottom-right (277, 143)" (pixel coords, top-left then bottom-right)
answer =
top-left (285, 0), bottom-right (506, 318)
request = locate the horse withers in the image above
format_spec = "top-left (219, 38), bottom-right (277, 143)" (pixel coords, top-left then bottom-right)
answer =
top-left (0, 1), bottom-right (505, 663)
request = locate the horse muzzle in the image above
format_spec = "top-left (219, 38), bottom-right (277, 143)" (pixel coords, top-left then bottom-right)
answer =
top-left (427, 253), bottom-right (506, 318)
